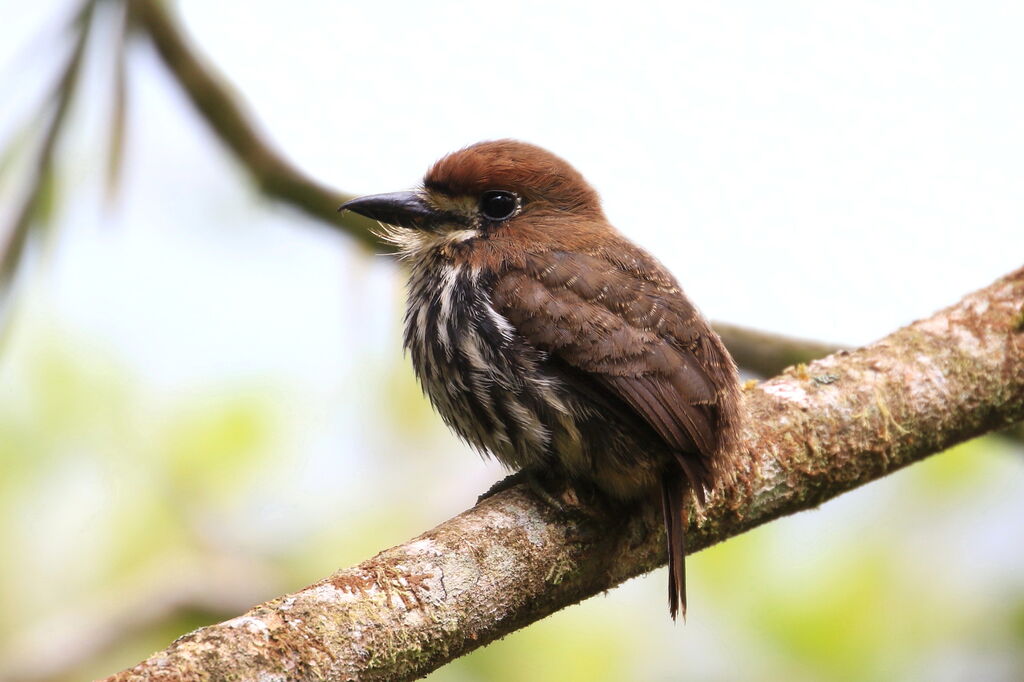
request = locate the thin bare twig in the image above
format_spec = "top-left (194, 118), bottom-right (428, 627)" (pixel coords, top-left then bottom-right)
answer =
top-left (0, 0), bottom-right (95, 287)
top-left (128, 0), bottom-right (381, 248)
top-left (712, 321), bottom-right (846, 377)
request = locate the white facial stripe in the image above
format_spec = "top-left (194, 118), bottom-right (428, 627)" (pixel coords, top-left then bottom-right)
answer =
top-left (374, 224), bottom-right (480, 260)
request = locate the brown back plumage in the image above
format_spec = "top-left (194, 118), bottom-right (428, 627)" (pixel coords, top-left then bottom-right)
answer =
top-left (492, 245), bottom-right (740, 496)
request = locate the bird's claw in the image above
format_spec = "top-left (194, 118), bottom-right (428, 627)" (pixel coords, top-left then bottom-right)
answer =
top-left (477, 469), bottom-right (568, 513)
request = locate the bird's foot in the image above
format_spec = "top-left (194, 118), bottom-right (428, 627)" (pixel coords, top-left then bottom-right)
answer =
top-left (477, 469), bottom-right (570, 513)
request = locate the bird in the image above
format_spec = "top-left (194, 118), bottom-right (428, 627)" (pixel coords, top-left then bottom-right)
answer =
top-left (339, 140), bottom-right (741, 618)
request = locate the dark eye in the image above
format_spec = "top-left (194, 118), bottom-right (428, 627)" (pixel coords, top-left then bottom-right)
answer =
top-left (479, 190), bottom-right (519, 222)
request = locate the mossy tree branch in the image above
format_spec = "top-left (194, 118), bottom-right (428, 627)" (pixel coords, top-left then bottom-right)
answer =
top-left (107, 268), bottom-right (1024, 681)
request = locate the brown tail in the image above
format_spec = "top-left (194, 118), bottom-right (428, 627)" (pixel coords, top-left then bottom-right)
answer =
top-left (660, 474), bottom-right (688, 620)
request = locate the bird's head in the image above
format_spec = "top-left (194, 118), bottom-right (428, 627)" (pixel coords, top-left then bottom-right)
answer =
top-left (339, 140), bottom-right (608, 260)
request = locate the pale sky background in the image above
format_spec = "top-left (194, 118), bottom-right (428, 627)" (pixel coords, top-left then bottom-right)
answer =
top-left (3, 0), bottom-right (1022, 387)
top-left (1, 2), bottom-right (1023, 679)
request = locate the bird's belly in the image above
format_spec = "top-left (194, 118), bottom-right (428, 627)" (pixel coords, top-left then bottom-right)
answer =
top-left (403, 262), bottom-right (571, 472)
top-left (403, 261), bottom-right (664, 498)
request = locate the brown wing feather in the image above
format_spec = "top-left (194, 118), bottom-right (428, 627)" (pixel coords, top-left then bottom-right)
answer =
top-left (493, 247), bottom-right (740, 493)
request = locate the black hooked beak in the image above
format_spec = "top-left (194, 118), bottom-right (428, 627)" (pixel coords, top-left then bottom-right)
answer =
top-left (338, 191), bottom-right (446, 230)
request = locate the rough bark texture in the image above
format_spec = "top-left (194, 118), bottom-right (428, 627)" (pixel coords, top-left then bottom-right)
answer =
top-left (106, 269), bottom-right (1024, 681)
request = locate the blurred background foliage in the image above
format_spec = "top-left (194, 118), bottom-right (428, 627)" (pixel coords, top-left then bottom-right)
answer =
top-left (1, 1), bottom-right (1023, 681)
top-left (2, 325), bottom-right (1022, 681)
